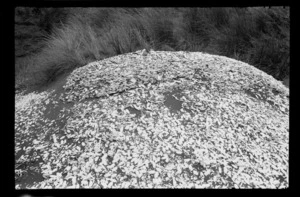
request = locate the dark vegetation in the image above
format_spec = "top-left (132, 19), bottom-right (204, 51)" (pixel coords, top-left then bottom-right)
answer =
top-left (15, 7), bottom-right (290, 93)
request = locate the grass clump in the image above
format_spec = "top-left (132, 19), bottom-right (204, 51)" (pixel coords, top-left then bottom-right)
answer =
top-left (15, 7), bottom-right (290, 93)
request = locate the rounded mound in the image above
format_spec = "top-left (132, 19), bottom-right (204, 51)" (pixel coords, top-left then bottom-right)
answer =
top-left (15, 50), bottom-right (289, 189)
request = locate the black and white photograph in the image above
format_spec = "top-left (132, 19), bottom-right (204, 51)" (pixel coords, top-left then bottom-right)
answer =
top-left (15, 6), bottom-right (290, 189)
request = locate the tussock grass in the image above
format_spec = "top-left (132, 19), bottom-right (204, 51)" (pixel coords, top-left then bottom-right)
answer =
top-left (15, 7), bottom-right (290, 93)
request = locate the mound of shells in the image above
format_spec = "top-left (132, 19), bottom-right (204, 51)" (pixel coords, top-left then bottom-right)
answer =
top-left (15, 49), bottom-right (289, 189)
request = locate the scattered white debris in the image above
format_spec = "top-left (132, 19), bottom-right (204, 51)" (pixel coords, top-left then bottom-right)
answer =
top-left (15, 50), bottom-right (289, 189)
